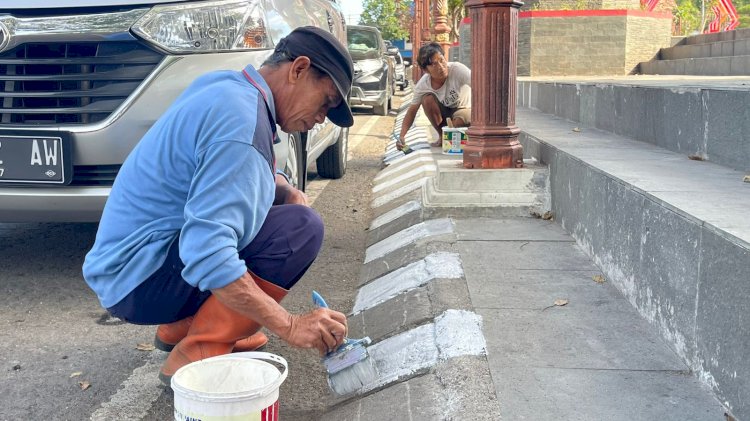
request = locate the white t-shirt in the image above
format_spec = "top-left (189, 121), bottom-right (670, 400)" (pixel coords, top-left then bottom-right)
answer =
top-left (411, 62), bottom-right (471, 109)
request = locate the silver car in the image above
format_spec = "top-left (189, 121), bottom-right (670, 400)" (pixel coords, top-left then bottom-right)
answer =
top-left (0, 0), bottom-right (349, 222)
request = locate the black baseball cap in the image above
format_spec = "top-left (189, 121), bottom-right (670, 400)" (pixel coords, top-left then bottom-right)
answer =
top-left (274, 26), bottom-right (354, 128)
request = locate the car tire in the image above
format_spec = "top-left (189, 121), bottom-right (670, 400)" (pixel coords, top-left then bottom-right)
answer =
top-left (316, 128), bottom-right (348, 179)
top-left (284, 131), bottom-right (306, 191)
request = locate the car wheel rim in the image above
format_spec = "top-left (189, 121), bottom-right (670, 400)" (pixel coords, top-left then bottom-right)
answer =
top-left (286, 133), bottom-right (299, 188)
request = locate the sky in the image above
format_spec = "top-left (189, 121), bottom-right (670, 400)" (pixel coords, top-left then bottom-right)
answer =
top-left (340, 0), bottom-right (364, 25)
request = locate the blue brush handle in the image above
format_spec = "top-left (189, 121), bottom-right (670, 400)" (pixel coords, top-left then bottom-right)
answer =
top-left (312, 290), bottom-right (328, 308)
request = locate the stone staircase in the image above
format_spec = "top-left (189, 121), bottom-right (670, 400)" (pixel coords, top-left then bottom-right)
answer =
top-left (517, 76), bottom-right (750, 420)
top-left (638, 28), bottom-right (750, 75)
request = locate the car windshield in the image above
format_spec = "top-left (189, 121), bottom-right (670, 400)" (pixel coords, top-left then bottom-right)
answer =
top-left (347, 28), bottom-right (380, 60)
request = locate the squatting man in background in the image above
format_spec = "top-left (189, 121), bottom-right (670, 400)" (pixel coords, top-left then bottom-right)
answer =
top-left (83, 27), bottom-right (353, 384)
top-left (397, 42), bottom-right (472, 150)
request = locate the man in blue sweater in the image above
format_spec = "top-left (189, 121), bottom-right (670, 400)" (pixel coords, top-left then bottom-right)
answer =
top-left (83, 27), bottom-right (353, 384)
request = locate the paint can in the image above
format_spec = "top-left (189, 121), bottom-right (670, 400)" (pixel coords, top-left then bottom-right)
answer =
top-left (441, 127), bottom-right (467, 155)
top-left (171, 352), bottom-right (288, 421)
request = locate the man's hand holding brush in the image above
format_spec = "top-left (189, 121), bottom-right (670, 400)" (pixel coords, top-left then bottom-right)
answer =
top-left (281, 308), bottom-right (348, 356)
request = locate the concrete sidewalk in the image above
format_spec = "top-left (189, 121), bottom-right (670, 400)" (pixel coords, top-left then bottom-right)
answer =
top-left (323, 107), bottom-right (730, 420)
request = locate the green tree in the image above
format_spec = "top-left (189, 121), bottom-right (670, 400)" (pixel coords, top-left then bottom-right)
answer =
top-left (360, 0), bottom-right (411, 40)
top-left (449, 0), bottom-right (466, 42)
top-left (674, 0), bottom-right (702, 34)
top-left (737, 2), bottom-right (750, 28)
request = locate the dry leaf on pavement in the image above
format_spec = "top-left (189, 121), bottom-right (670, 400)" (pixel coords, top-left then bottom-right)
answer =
top-left (69, 371), bottom-right (82, 378)
top-left (542, 298), bottom-right (570, 311)
top-left (592, 275), bottom-right (605, 284)
top-left (78, 381), bottom-right (91, 391)
top-left (136, 343), bottom-right (155, 352)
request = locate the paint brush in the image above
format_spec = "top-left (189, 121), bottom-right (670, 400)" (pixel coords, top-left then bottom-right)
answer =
top-left (312, 290), bottom-right (379, 395)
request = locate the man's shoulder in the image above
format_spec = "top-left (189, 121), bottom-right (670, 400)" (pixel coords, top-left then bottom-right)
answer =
top-left (449, 61), bottom-right (470, 73)
top-left (413, 73), bottom-right (432, 91)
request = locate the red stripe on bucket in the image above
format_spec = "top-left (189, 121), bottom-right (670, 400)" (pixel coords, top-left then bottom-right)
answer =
top-left (261, 400), bottom-right (279, 421)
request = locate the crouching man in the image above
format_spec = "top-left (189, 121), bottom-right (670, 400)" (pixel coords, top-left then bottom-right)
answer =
top-left (83, 27), bottom-right (354, 384)
top-left (397, 42), bottom-right (471, 150)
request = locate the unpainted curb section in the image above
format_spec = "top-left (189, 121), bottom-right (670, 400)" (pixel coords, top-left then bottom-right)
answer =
top-left (321, 107), bottom-right (501, 420)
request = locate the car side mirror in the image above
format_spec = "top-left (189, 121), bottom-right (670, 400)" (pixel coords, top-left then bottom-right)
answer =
top-left (386, 46), bottom-right (399, 55)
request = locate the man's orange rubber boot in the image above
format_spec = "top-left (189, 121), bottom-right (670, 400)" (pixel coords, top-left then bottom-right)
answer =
top-left (154, 317), bottom-right (269, 352)
top-left (158, 275), bottom-right (288, 385)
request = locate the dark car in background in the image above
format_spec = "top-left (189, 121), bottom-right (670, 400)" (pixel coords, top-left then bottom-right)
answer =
top-left (0, 0), bottom-right (349, 222)
top-left (346, 25), bottom-right (394, 116)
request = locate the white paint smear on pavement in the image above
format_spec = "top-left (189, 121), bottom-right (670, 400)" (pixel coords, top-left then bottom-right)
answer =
top-left (435, 310), bottom-right (487, 360)
top-left (364, 218), bottom-right (454, 263)
top-left (375, 155), bottom-right (434, 182)
top-left (353, 252), bottom-right (463, 314)
top-left (370, 177), bottom-right (429, 209)
top-left (363, 309), bottom-right (486, 393)
top-left (369, 200), bottom-right (421, 230)
top-left (90, 351), bottom-right (168, 421)
top-left (372, 164), bottom-right (436, 194)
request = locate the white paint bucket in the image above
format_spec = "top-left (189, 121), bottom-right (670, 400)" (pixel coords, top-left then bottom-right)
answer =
top-left (171, 352), bottom-right (288, 421)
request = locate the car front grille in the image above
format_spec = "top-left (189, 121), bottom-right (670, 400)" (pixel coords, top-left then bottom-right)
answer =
top-left (71, 164), bottom-right (120, 186)
top-left (0, 41), bottom-right (163, 126)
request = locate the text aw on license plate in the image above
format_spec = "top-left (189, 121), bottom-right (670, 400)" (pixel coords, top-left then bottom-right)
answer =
top-left (0, 134), bottom-right (71, 184)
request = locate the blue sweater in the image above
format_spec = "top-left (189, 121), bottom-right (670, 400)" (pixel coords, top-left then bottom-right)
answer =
top-left (83, 65), bottom-right (277, 309)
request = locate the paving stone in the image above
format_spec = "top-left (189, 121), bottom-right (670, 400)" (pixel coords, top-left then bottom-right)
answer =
top-left (458, 240), bottom-right (599, 272)
top-left (455, 218), bottom-right (572, 242)
top-left (480, 305), bottom-right (687, 371)
top-left (467, 269), bottom-right (616, 310)
top-left (493, 367), bottom-right (726, 421)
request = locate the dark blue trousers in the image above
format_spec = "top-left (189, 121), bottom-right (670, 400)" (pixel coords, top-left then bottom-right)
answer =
top-left (107, 204), bottom-right (324, 325)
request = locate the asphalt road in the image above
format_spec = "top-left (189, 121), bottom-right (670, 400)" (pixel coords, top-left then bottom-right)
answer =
top-left (0, 91), bottom-right (405, 421)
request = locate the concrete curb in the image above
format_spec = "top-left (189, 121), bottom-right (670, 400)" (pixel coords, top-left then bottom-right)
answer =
top-left (322, 105), bottom-right (502, 420)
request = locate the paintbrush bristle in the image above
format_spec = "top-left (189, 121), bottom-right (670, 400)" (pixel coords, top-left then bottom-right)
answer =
top-left (327, 355), bottom-right (379, 396)
top-left (322, 337), bottom-right (372, 374)
top-left (322, 336), bottom-right (378, 395)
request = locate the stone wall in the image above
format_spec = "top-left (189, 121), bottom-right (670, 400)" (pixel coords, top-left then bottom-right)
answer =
top-left (457, 10), bottom-right (672, 76)
top-left (625, 15), bottom-right (673, 71)
top-left (518, 19), bottom-right (531, 75)
top-left (527, 14), bottom-right (628, 75)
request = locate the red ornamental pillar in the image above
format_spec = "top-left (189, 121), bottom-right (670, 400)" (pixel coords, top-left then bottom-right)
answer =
top-left (463, 0), bottom-right (524, 169)
top-left (433, 0), bottom-right (452, 56)
top-left (411, 0), bottom-right (424, 82)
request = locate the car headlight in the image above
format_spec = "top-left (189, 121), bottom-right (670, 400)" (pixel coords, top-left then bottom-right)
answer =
top-left (132, 0), bottom-right (271, 54)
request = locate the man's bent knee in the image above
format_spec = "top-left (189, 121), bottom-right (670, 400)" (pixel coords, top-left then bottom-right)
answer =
top-left (241, 204), bottom-right (324, 289)
top-left (452, 108), bottom-right (471, 126)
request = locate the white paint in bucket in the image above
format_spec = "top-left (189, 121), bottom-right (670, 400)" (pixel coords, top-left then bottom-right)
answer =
top-left (171, 352), bottom-right (288, 421)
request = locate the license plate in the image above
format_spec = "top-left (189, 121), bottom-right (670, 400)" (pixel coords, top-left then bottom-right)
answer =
top-left (0, 133), bottom-right (71, 184)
